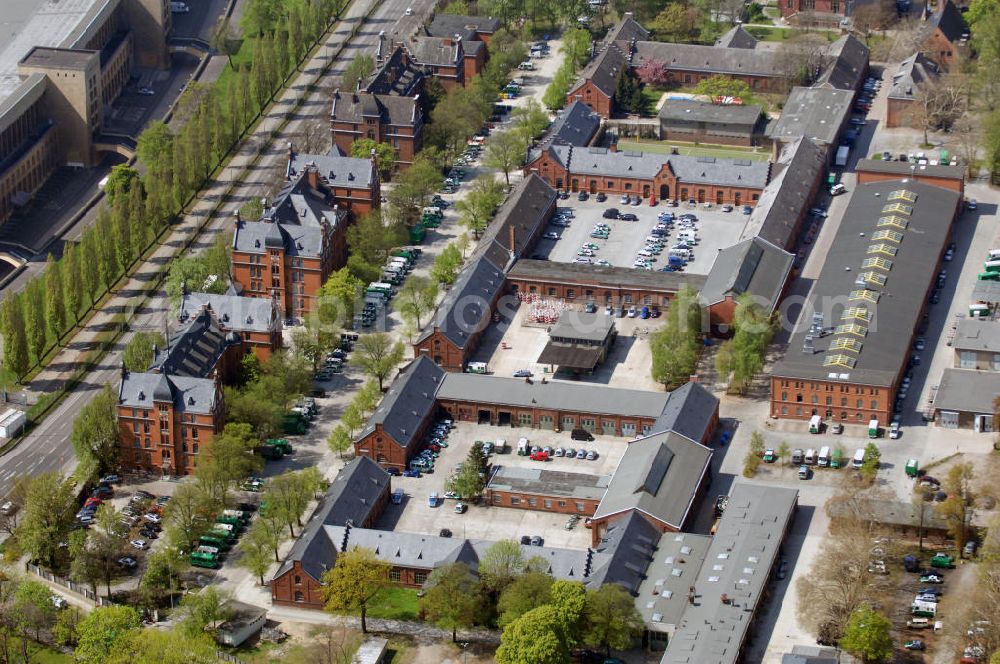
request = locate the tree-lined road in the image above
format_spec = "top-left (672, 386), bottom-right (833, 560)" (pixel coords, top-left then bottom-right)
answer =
top-left (0, 0), bottom-right (437, 500)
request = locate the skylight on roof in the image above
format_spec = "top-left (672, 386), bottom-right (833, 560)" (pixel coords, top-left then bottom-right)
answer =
top-left (889, 189), bottom-right (917, 202)
top-left (861, 256), bottom-right (893, 271)
top-left (878, 215), bottom-right (908, 229)
top-left (849, 289), bottom-right (880, 304)
top-left (835, 323), bottom-right (869, 337)
top-left (824, 354), bottom-right (857, 369)
top-left (867, 243), bottom-right (898, 257)
top-left (872, 229), bottom-right (903, 243)
top-left (830, 337), bottom-right (862, 353)
top-left (882, 202), bottom-right (913, 215)
top-left (857, 271), bottom-right (886, 287)
top-left (841, 306), bottom-right (871, 322)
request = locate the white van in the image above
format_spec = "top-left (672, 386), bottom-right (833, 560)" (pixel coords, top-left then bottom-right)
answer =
top-left (988, 249), bottom-right (1000, 260)
top-left (817, 446), bottom-right (831, 467)
top-left (637, 249), bottom-right (653, 257)
top-left (466, 361), bottom-right (488, 374)
top-left (804, 448), bottom-right (816, 465)
top-left (170, 1), bottom-right (189, 12)
top-left (517, 437), bottom-right (529, 456)
top-left (852, 448), bottom-right (866, 469)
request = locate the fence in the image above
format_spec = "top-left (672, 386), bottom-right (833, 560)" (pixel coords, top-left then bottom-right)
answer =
top-left (25, 563), bottom-right (111, 606)
top-left (216, 651), bottom-right (248, 664)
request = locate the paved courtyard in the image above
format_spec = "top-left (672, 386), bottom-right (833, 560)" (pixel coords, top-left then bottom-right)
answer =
top-left (378, 421), bottom-right (631, 549)
top-left (533, 198), bottom-right (749, 275)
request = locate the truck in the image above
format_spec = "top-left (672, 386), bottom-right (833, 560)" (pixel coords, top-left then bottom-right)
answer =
top-left (985, 260), bottom-right (1000, 274)
top-left (190, 550), bottom-right (219, 569)
top-left (222, 509), bottom-right (250, 524)
top-left (282, 412), bottom-right (308, 435)
top-left (817, 446), bottom-right (831, 467)
top-left (906, 458), bottom-right (919, 478)
top-left (809, 414), bottom-right (822, 434)
top-left (207, 527), bottom-right (237, 543)
top-left (266, 439), bottom-right (294, 455)
top-left (254, 444), bottom-right (284, 461)
top-left (216, 515), bottom-right (244, 530)
top-left (868, 419), bottom-right (879, 438)
top-left (911, 600), bottom-right (937, 618)
top-left (408, 224), bottom-right (426, 244)
top-left (199, 535), bottom-right (231, 551)
top-left (0, 409), bottom-right (26, 438)
top-left (852, 448), bottom-right (866, 469)
top-left (835, 145), bottom-right (849, 167)
top-left (970, 303), bottom-right (990, 318)
top-left (466, 361), bottom-right (488, 374)
top-left (517, 437), bottom-right (529, 456)
top-left (830, 448), bottom-right (844, 469)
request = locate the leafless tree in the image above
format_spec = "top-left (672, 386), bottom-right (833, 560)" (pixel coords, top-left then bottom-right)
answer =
top-left (954, 115), bottom-right (983, 180)
top-left (913, 74), bottom-right (968, 145)
top-left (774, 33), bottom-right (829, 92)
top-left (878, 17), bottom-right (925, 62)
top-left (301, 119), bottom-right (330, 154)
top-left (302, 625), bottom-right (354, 664)
top-left (851, 0), bottom-right (898, 44)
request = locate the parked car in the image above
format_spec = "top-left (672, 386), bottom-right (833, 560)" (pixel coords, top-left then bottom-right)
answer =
top-left (529, 535), bottom-right (544, 546)
top-left (117, 557), bottom-right (137, 569)
top-left (130, 539), bottom-right (148, 550)
top-left (619, 213), bottom-right (638, 221)
top-left (513, 369), bottom-right (533, 378)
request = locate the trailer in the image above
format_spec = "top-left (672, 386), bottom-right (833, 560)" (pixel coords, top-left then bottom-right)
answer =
top-left (835, 145), bottom-right (849, 167)
top-left (868, 419), bottom-right (879, 438)
top-left (809, 415), bottom-right (822, 434)
top-left (905, 459), bottom-right (919, 478)
top-left (0, 409), bottom-right (25, 438)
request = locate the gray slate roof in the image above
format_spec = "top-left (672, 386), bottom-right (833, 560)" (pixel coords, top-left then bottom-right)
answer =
top-left (179, 292), bottom-right (278, 334)
top-left (404, 35), bottom-right (461, 67)
top-left (592, 431), bottom-right (712, 528)
top-left (508, 258), bottom-right (707, 293)
top-left (289, 150), bottom-right (375, 190)
top-left (814, 34), bottom-right (869, 91)
top-left (924, 0), bottom-right (966, 43)
top-left (118, 372), bottom-right (217, 415)
top-left (635, 529), bottom-right (712, 632)
top-left (587, 511), bottom-right (663, 594)
top-left (155, 308), bottom-right (231, 378)
top-left (569, 42), bottom-right (628, 98)
top-left (275, 456), bottom-right (391, 581)
top-left (425, 14), bottom-right (499, 41)
top-left (772, 180), bottom-right (961, 386)
top-left (330, 90), bottom-right (421, 127)
top-left (604, 13), bottom-right (650, 47)
top-left (659, 100), bottom-right (763, 128)
top-left (544, 145), bottom-right (772, 189)
top-left (436, 372), bottom-right (670, 418)
top-left (651, 381), bottom-right (719, 444)
top-left (486, 465), bottom-right (611, 501)
top-left (631, 41), bottom-right (782, 78)
top-left (701, 237), bottom-right (794, 312)
top-left (660, 483), bottom-right (798, 664)
top-left (934, 368), bottom-right (1000, 415)
top-left (888, 52), bottom-right (939, 101)
top-left (357, 356), bottom-right (444, 448)
top-left (781, 646), bottom-right (840, 664)
top-left (953, 318), bottom-right (1000, 353)
top-left (417, 176), bottom-right (556, 349)
top-left (548, 310), bottom-right (615, 343)
top-left (232, 219), bottom-right (329, 258)
top-left (714, 25), bottom-right (758, 49)
top-left (767, 86), bottom-right (854, 145)
top-left (741, 137), bottom-right (827, 249)
top-left (550, 100), bottom-right (602, 148)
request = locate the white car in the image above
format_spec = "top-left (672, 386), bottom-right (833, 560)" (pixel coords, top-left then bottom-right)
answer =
top-left (144, 513), bottom-right (161, 523)
top-left (137, 87), bottom-right (154, 96)
top-left (130, 539), bottom-right (148, 550)
top-left (543, 232), bottom-right (560, 240)
top-left (405, 6), bottom-right (413, 14)
top-left (118, 557), bottom-right (137, 569)
top-left (626, 306), bottom-right (637, 318)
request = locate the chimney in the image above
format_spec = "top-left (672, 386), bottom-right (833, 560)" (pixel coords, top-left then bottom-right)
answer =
top-left (306, 163), bottom-right (320, 190)
top-left (508, 225), bottom-right (515, 251)
top-left (120, 360), bottom-right (128, 381)
top-left (609, 141), bottom-right (618, 153)
top-left (233, 209), bottom-right (241, 229)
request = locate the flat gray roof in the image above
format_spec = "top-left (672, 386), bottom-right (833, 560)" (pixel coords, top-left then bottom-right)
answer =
top-left (509, 259), bottom-right (707, 293)
top-left (636, 531), bottom-right (712, 634)
top-left (973, 280), bottom-right (1000, 304)
top-left (437, 372), bottom-right (669, 419)
top-left (767, 87), bottom-right (853, 144)
top-left (19, 46), bottom-right (95, 70)
top-left (660, 483), bottom-right (798, 664)
top-left (953, 318), bottom-right (1000, 353)
top-left (548, 310), bottom-right (615, 342)
top-left (659, 100), bottom-right (763, 127)
top-left (486, 465), bottom-right (610, 501)
top-left (0, 0), bottom-right (110, 103)
top-left (934, 368), bottom-right (1000, 415)
top-left (772, 180), bottom-right (960, 387)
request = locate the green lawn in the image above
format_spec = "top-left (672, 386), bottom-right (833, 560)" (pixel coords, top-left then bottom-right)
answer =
top-left (366, 586), bottom-right (420, 621)
top-left (8, 639), bottom-right (71, 664)
top-left (618, 140), bottom-right (771, 162)
top-left (746, 25), bottom-right (840, 42)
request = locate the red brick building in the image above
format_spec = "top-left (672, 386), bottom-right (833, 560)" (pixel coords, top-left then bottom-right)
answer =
top-left (330, 90), bottom-right (424, 169)
top-left (855, 158), bottom-right (965, 195)
top-left (271, 457), bottom-right (391, 609)
top-left (919, 0), bottom-right (967, 70)
top-left (425, 14), bottom-right (499, 81)
top-left (413, 175), bottom-right (557, 371)
top-left (525, 144), bottom-right (772, 204)
top-left (230, 149), bottom-right (375, 319)
top-left (486, 466), bottom-right (607, 516)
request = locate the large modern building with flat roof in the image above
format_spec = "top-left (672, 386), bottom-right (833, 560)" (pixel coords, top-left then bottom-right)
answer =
top-left (0, 0), bottom-right (170, 223)
top-left (770, 180), bottom-right (961, 425)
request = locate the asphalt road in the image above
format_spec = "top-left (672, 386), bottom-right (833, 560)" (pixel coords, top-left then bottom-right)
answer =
top-left (0, 0), bottom-right (435, 500)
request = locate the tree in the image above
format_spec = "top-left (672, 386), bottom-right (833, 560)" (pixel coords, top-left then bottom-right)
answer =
top-left (71, 385), bottom-right (121, 476)
top-left (513, 99), bottom-right (550, 144)
top-left (456, 175), bottom-right (505, 238)
top-left (327, 425), bottom-right (353, 459)
top-left (774, 33), bottom-right (828, 91)
top-left (342, 54), bottom-right (375, 92)
top-left (19, 471), bottom-right (76, 568)
top-left (0, 296), bottom-right (28, 382)
top-left (496, 604), bottom-right (573, 664)
top-left (103, 164), bottom-right (141, 205)
top-left (484, 131), bottom-right (527, 186)
top-left (14, 579), bottom-right (58, 641)
top-left (840, 605), bottom-right (893, 663)
top-left (240, 520), bottom-right (278, 584)
top-left (23, 278), bottom-right (46, 364)
top-left (693, 75), bottom-right (754, 103)
top-left (351, 333), bottom-right (404, 390)
top-left (201, 422), bottom-right (262, 488)
top-left (387, 155), bottom-right (442, 223)
top-left (74, 605), bottom-right (142, 664)
top-left (543, 65), bottom-right (573, 110)
top-left (479, 539), bottom-right (526, 597)
top-left (498, 571), bottom-right (554, 628)
top-left (420, 562), bottom-right (488, 641)
top-left (583, 584), bottom-right (644, 655)
top-left (164, 483), bottom-right (211, 552)
top-left (351, 138), bottom-right (395, 178)
top-left (316, 267), bottom-right (362, 331)
top-left (635, 59), bottom-right (671, 87)
top-left (53, 605), bottom-right (83, 647)
top-left (859, 442), bottom-right (881, 484)
top-left (322, 547), bottom-right (390, 633)
top-left (613, 69), bottom-right (644, 115)
top-left (938, 462), bottom-right (975, 554)
top-left (123, 331), bottom-right (165, 373)
top-left (743, 430), bottom-right (766, 477)
top-left (346, 208), bottom-right (408, 275)
top-left (912, 484), bottom-right (935, 551)
top-left (63, 242), bottom-right (84, 323)
top-left (397, 276), bottom-right (439, 330)
top-left (777, 441), bottom-right (791, 467)
top-left (178, 586), bottom-right (233, 637)
top-left (430, 243), bottom-right (463, 285)
top-left (108, 628), bottom-right (218, 664)
top-left (651, 4), bottom-right (699, 42)
top-left (913, 75), bottom-right (968, 146)
top-left (650, 286), bottom-right (702, 389)
top-left (142, 546), bottom-right (186, 597)
top-left (263, 470), bottom-right (313, 536)
top-left (447, 460), bottom-right (487, 501)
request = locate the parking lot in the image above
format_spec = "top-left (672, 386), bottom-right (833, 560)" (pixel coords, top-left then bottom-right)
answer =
top-left (533, 198), bottom-right (750, 275)
top-left (379, 421), bottom-right (630, 549)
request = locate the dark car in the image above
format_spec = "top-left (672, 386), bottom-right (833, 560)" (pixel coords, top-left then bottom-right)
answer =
top-left (577, 191), bottom-right (589, 201)
top-left (529, 535), bottom-right (544, 546)
top-left (571, 428), bottom-right (595, 442)
top-left (385, 467), bottom-right (400, 476)
top-left (595, 192), bottom-right (607, 202)
top-left (619, 213), bottom-right (638, 221)
top-left (520, 535), bottom-right (531, 545)
top-left (440, 528), bottom-right (453, 538)
top-left (602, 208), bottom-right (619, 219)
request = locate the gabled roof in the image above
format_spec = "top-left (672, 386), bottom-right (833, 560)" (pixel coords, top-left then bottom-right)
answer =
top-left (550, 100), bottom-right (602, 148)
top-left (631, 41), bottom-right (782, 78)
top-left (416, 255), bottom-right (505, 349)
top-left (658, 99), bottom-right (764, 127)
top-left (592, 430), bottom-right (712, 529)
top-left (586, 511), bottom-right (662, 594)
top-left (888, 52), bottom-right (939, 100)
top-left (635, 530), bottom-right (712, 632)
top-left (924, 0), bottom-right (966, 44)
top-left (274, 456), bottom-right (391, 581)
top-left (604, 13), bottom-right (650, 46)
top-left (767, 86), bottom-right (854, 145)
top-left (357, 356), bottom-right (444, 448)
top-left (814, 34), bottom-right (869, 91)
top-left (714, 25), bottom-right (758, 49)
top-left (232, 219), bottom-right (330, 258)
top-left (568, 42), bottom-right (629, 98)
top-left (741, 137), bottom-right (826, 249)
top-left (288, 150), bottom-right (376, 190)
top-left (179, 292), bottom-right (278, 334)
top-left (425, 14), bottom-right (500, 41)
top-left (154, 307), bottom-right (231, 378)
top-left (118, 372), bottom-right (217, 415)
top-left (403, 35), bottom-right (462, 67)
top-left (651, 381), bottom-right (719, 444)
top-left (330, 90), bottom-right (422, 127)
top-left (543, 145), bottom-right (772, 189)
top-left (701, 236), bottom-right (793, 313)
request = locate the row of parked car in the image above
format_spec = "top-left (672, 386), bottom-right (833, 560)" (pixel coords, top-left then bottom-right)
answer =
top-left (394, 418), bottom-right (456, 477)
top-left (526, 444), bottom-right (599, 462)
